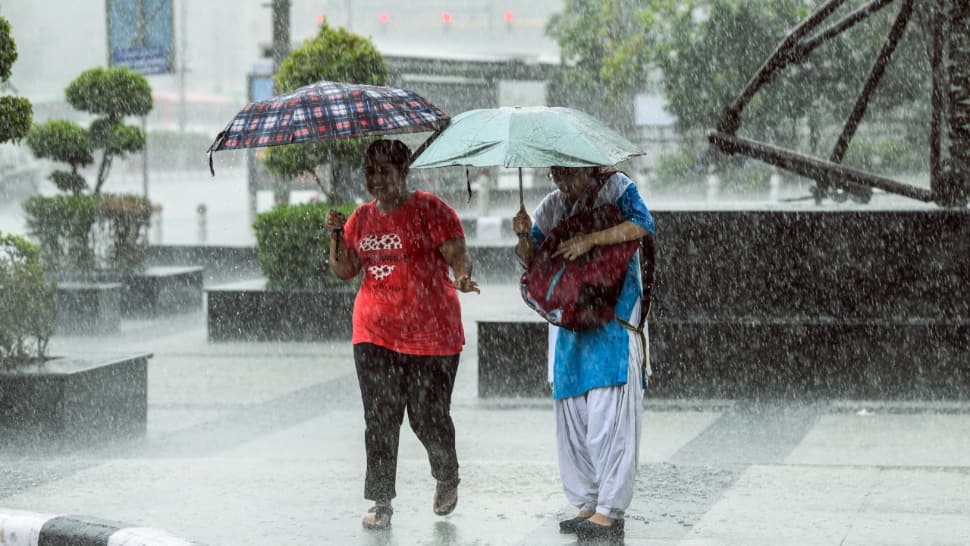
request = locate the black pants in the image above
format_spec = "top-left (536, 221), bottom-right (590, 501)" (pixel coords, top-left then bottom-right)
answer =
top-left (354, 343), bottom-right (460, 502)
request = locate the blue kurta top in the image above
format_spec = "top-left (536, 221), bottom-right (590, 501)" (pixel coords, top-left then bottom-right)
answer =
top-left (531, 172), bottom-right (655, 400)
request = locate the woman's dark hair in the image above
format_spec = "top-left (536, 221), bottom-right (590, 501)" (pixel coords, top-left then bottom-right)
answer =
top-left (366, 139), bottom-right (411, 175)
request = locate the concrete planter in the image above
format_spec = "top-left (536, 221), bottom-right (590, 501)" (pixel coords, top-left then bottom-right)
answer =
top-left (120, 265), bottom-right (204, 316)
top-left (55, 266), bottom-right (204, 333)
top-left (477, 209), bottom-right (970, 399)
top-left (0, 352), bottom-right (151, 445)
top-left (55, 281), bottom-right (123, 334)
top-left (206, 278), bottom-right (356, 341)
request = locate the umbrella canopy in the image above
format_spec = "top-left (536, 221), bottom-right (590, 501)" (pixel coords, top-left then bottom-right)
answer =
top-left (208, 80), bottom-right (449, 154)
top-left (409, 106), bottom-right (643, 169)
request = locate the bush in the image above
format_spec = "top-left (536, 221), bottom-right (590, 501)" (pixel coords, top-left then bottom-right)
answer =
top-left (0, 231), bottom-right (55, 366)
top-left (0, 95), bottom-right (32, 144)
top-left (24, 194), bottom-right (99, 274)
top-left (649, 151), bottom-right (704, 190)
top-left (719, 159), bottom-right (772, 192)
top-left (23, 193), bottom-right (151, 276)
top-left (0, 16), bottom-right (32, 144)
top-left (843, 138), bottom-right (926, 174)
top-left (253, 201), bottom-right (357, 290)
top-left (97, 193), bottom-right (152, 272)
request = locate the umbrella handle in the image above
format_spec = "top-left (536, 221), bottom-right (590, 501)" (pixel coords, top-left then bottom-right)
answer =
top-left (518, 168), bottom-right (524, 209)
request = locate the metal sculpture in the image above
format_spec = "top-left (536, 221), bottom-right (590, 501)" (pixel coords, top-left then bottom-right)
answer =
top-left (708, 0), bottom-right (970, 207)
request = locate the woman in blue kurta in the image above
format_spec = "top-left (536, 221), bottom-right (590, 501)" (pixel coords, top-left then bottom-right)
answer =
top-left (513, 165), bottom-right (655, 541)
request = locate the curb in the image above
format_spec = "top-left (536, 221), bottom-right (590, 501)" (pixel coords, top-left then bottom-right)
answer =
top-left (0, 509), bottom-right (203, 546)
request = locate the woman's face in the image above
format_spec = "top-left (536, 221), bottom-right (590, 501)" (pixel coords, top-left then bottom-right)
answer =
top-left (550, 166), bottom-right (592, 204)
top-left (364, 157), bottom-right (407, 202)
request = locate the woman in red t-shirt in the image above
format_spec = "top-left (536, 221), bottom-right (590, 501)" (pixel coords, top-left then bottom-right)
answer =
top-left (325, 139), bottom-right (480, 531)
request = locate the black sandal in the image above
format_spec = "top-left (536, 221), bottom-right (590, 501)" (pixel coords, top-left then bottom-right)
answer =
top-left (433, 477), bottom-right (460, 516)
top-left (362, 504), bottom-right (393, 530)
top-left (559, 514), bottom-right (592, 534)
top-left (575, 517), bottom-right (625, 540)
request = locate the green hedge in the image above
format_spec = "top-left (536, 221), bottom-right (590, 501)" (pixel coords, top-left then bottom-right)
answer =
top-left (23, 193), bottom-right (152, 276)
top-left (843, 138), bottom-right (927, 173)
top-left (0, 231), bottom-right (55, 365)
top-left (98, 193), bottom-right (153, 272)
top-left (649, 151), bottom-right (704, 191)
top-left (253, 201), bottom-right (358, 290)
top-left (24, 194), bottom-right (99, 273)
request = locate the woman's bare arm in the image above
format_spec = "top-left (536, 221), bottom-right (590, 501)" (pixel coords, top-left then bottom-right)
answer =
top-left (325, 210), bottom-right (361, 280)
top-left (552, 221), bottom-right (649, 261)
top-left (440, 237), bottom-right (480, 293)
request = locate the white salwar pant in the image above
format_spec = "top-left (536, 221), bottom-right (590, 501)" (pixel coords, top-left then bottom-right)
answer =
top-left (551, 323), bottom-right (646, 520)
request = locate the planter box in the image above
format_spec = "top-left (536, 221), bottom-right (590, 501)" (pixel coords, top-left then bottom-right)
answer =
top-left (478, 210), bottom-right (970, 400)
top-left (479, 319), bottom-right (970, 399)
top-left (0, 352), bottom-right (151, 446)
top-left (206, 278), bottom-right (356, 341)
top-left (55, 266), bottom-right (205, 332)
top-left (122, 265), bottom-right (204, 316)
top-left (55, 282), bottom-right (122, 334)
top-left (650, 319), bottom-right (970, 399)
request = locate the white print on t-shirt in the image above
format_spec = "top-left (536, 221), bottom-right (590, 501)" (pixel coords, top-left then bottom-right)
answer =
top-left (359, 234), bottom-right (403, 252)
top-left (368, 264), bottom-right (396, 281)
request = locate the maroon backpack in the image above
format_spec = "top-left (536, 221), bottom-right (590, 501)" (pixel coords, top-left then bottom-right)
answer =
top-left (519, 173), bottom-right (641, 331)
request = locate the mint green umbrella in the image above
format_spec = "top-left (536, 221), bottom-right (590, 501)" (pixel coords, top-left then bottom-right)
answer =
top-left (409, 106), bottom-right (643, 207)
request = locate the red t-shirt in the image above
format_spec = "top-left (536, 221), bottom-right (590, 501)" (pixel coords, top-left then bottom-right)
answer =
top-left (343, 190), bottom-right (465, 356)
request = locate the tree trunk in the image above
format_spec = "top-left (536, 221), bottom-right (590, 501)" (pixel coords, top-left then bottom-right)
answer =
top-left (942, 0), bottom-right (970, 205)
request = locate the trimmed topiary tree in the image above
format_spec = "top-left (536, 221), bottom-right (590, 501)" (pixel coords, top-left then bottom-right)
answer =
top-left (263, 22), bottom-right (387, 205)
top-left (27, 66), bottom-right (151, 196)
top-left (25, 119), bottom-right (93, 195)
top-left (23, 66), bottom-right (153, 276)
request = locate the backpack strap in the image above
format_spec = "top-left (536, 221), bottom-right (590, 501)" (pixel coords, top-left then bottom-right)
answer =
top-left (595, 168), bottom-right (656, 322)
top-left (616, 314), bottom-right (650, 388)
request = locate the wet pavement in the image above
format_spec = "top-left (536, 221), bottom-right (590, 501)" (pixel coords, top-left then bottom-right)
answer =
top-left (2, 282), bottom-right (970, 545)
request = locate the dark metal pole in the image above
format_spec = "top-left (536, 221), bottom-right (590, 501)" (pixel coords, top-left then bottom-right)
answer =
top-left (105, 0), bottom-right (112, 67)
top-left (717, 0), bottom-right (848, 134)
top-left (709, 131), bottom-right (936, 202)
top-left (798, 0), bottom-right (897, 56)
top-left (271, 0), bottom-right (291, 82)
top-left (818, 0), bottom-right (912, 201)
top-left (828, 0), bottom-right (914, 165)
top-left (943, 0), bottom-right (970, 206)
top-left (929, 0), bottom-right (944, 193)
top-left (267, 0), bottom-right (291, 207)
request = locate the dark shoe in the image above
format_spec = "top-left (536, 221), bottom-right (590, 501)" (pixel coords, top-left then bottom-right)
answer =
top-left (575, 517), bottom-right (624, 540)
top-left (559, 514), bottom-right (592, 534)
top-left (433, 477), bottom-right (460, 516)
top-left (362, 504), bottom-right (393, 530)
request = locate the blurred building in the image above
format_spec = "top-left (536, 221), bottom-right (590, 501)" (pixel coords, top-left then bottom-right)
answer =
top-left (0, 0), bottom-right (676, 206)
top-left (0, 0), bottom-right (563, 132)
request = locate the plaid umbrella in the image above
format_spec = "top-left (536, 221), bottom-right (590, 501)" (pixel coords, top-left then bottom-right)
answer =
top-left (207, 80), bottom-right (449, 173)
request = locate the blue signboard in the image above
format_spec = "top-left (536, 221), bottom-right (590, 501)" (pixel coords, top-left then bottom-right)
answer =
top-left (250, 75), bottom-right (274, 103)
top-left (107, 0), bottom-right (175, 75)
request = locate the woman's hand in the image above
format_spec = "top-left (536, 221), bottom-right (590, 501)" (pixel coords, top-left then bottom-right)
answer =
top-left (325, 210), bottom-right (347, 232)
top-left (453, 274), bottom-right (480, 294)
top-left (512, 208), bottom-right (532, 237)
top-left (440, 238), bottom-right (480, 294)
top-left (552, 233), bottom-right (596, 261)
